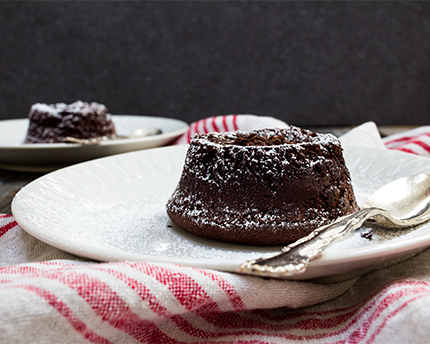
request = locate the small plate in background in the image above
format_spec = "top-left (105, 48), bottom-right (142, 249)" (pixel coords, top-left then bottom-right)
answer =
top-left (0, 115), bottom-right (189, 172)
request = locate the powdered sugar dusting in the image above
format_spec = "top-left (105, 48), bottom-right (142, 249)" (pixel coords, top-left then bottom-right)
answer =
top-left (197, 127), bottom-right (339, 148)
top-left (30, 101), bottom-right (108, 119)
top-left (31, 103), bottom-right (61, 117)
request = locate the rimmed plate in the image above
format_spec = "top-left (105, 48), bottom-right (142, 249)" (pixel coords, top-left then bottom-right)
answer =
top-left (0, 115), bottom-right (189, 172)
top-left (11, 144), bottom-right (430, 282)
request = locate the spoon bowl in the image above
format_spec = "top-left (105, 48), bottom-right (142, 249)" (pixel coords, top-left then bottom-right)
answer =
top-left (363, 173), bottom-right (430, 226)
top-left (239, 173), bottom-right (430, 277)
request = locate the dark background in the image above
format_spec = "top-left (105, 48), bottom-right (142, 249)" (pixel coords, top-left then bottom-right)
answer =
top-left (1, 1), bottom-right (429, 127)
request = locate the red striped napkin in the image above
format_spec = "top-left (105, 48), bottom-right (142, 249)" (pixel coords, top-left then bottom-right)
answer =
top-left (383, 126), bottom-right (430, 157)
top-left (2, 118), bottom-right (430, 343)
top-left (173, 114), bottom-right (288, 144)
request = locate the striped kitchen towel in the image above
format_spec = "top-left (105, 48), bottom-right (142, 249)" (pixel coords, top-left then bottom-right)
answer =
top-left (2, 213), bottom-right (430, 343)
top-left (383, 126), bottom-right (430, 157)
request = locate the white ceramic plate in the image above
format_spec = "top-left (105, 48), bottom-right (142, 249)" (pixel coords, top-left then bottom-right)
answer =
top-left (11, 144), bottom-right (430, 282)
top-left (0, 115), bottom-right (189, 172)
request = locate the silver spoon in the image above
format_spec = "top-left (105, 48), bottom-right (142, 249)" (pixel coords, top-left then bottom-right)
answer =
top-left (239, 173), bottom-right (430, 278)
top-left (63, 128), bottom-right (162, 145)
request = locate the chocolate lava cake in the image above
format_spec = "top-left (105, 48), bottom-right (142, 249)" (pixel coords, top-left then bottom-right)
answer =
top-left (166, 126), bottom-right (358, 246)
top-left (24, 101), bottom-right (116, 143)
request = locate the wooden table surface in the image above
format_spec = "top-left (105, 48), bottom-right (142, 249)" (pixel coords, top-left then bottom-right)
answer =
top-left (0, 125), bottom-right (417, 214)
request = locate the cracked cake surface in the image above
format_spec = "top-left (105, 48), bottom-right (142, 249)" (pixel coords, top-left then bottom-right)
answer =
top-left (166, 126), bottom-right (358, 246)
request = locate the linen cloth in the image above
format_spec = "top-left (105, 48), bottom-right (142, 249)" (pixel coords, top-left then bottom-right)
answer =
top-left (1, 117), bottom-right (430, 343)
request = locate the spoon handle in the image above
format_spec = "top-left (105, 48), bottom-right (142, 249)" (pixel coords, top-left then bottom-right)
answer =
top-left (239, 207), bottom-right (382, 278)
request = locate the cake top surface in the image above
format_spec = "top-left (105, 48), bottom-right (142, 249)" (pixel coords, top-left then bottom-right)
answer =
top-left (30, 101), bottom-right (108, 119)
top-left (192, 126), bottom-right (339, 148)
